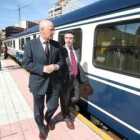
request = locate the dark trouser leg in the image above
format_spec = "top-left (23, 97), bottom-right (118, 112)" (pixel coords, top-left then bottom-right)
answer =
top-left (4, 52), bottom-right (8, 59)
top-left (4, 53), bottom-right (6, 59)
top-left (60, 89), bottom-right (67, 117)
top-left (6, 53), bottom-right (8, 59)
top-left (71, 77), bottom-right (80, 103)
top-left (60, 87), bottom-right (72, 122)
top-left (45, 84), bottom-right (59, 123)
top-left (33, 94), bottom-right (46, 133)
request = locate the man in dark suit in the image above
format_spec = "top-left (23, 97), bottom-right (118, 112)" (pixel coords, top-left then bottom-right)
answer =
top-left (22, 20), bottom-right (64, 140)
top-left (59, 31), bottom-right (88, 130)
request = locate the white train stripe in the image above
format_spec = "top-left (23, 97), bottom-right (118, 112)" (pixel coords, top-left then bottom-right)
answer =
top-left (88, 75), bottom-right (140, 97)
top-left (81, 97), bottom-right (140, 135)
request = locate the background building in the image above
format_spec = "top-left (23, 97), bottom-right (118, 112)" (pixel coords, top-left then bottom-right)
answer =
top-left (0, 20), bottom-right (39, 39)
top-left (48, 0), bottom-right (83, 19)
top-left (5, 26), bottom-right (24, 37)
top-left (0, 29), bottom-right (6, 40)
top-left (15, 20), bottom-right (39, 29)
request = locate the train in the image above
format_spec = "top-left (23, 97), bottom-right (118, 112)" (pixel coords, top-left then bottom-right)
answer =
top-left (1, 0), bottom-right (140, 139)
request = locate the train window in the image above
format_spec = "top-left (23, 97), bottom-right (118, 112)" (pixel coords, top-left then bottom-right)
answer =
top-left (7, 41), bottom-right (11, 48)
top-left (94, 21), bottom-right (140, 76)
top-left (26, 37), bottom-right (30, 40)
top-left (19, 39), bottom-right (21, 50)
top-left (33, 34), bottom-right (36, 39)
top-left (58, 28), bottom-right (82, 48)
top-left (11, 40), bottom-right (12, 47)
top-left (13, 40), bottom-right (15, 48)
top-left (21, 38), bottom-right (25, 50)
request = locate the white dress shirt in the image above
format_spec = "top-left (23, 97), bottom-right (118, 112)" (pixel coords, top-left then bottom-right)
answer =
top-left (39, 37), bottom-right (59, 71)
top-left (40, 36), bottom-right (50, 51)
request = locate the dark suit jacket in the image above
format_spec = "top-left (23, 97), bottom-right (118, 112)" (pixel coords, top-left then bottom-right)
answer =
top-left (22, 38), bottom-right (64, 95)
top-left (59, 46), bottom-right (87, 89)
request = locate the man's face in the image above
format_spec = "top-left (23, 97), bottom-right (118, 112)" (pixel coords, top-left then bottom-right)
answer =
top-left (64, 33), bottom-right (75, 48)
top-left (40, 24), bottom-right (55, 41)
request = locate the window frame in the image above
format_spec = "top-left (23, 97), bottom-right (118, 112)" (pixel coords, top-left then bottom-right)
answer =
top-left (58, 28), bottom-right (83, 61)
top-left (93, 19), bottom-right (140, 78)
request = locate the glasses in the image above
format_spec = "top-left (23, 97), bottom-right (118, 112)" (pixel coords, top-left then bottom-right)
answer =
top-left (40, 27), bottom-right (55, 32)
top-left (47, 28), bottom-right (55, 32)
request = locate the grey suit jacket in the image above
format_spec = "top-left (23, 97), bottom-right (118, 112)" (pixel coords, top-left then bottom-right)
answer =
top-left (59, 46), bottom-right (87, 89)
top-left (22, 38), bottom-right (64, 95)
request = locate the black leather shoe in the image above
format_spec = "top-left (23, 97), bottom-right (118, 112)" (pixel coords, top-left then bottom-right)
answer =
top-left (47, 121), bottom-right (55, 130)
top-left (39, 126), bottom-right (49, 140)
top-left (39, 131), bottom-right (48, 140)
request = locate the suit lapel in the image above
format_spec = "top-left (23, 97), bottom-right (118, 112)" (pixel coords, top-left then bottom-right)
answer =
top-left (73, 46), bottom-right (80, 62)
top-left (63, 46), bottom-right (71, 66)
top-left (36, 38), bottom-right (48, 62)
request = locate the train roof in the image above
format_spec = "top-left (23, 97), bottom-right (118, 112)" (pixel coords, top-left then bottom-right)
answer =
top-left (4, 0), bottom-right (140, 40)
top-left (52, 0), bottom-right (140, 27)
top-left (5, 25), bottom-right (39, 40)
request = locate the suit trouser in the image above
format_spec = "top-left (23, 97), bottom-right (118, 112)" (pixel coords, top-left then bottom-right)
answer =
top-left (32, 84), bottom-right (59, 133)
top-left (4, 52), bottom-right (8, 59)
top-left (60, 76), bottom-right (80, 122)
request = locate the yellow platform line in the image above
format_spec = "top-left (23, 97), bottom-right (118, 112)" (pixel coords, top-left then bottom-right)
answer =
top-left (70, 107), bottom-right (114, 140)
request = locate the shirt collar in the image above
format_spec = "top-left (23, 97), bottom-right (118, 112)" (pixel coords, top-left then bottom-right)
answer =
top-left (40, 36), bottom-right (49, 44)
top-left (65, 45), bottom-right (73, 50)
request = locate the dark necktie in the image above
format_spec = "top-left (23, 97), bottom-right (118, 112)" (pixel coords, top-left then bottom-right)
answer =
top-left (45, 42), bottom-right (50, 61)
top-left (70, 47), bottom-right (78, 77)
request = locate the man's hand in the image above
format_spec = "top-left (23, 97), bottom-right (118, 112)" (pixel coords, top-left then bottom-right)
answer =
top-left (44, 64), bottom-right (55, 74)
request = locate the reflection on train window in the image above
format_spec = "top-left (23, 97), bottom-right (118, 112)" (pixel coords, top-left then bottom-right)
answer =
top-left (58, 28), bottom-right (82, 49)
top-left (94, 21), bottom-right (140, 76)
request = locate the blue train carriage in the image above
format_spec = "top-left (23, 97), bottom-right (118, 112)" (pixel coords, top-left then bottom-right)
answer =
top-left (53, 1), bottom-right (140, 139)
top-left (2, 0), bottom-right (140, 139)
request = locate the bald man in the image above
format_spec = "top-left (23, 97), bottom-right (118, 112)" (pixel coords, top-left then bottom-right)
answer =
top-left (22, 20), bottom-right (64, 140)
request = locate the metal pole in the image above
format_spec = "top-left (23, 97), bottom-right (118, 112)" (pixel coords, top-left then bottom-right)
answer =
top-left (19, 5), bottom-right (21, 21)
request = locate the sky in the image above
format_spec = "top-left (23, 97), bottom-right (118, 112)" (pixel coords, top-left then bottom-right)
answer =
top-left (0, 0), bottom-right (97, 29)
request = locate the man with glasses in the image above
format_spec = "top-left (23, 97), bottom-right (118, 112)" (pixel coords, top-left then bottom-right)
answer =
top-left (22, 20), bottom-right (64, 140)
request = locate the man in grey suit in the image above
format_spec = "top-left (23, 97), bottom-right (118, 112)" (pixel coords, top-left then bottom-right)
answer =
top-left (59, 31), bottom-right (88, 130)
top-left (22, 20), bottom-right (64, 140)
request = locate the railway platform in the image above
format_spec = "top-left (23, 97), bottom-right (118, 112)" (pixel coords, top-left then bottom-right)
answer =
top-left (0, 58), bottom-right (113, 140)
